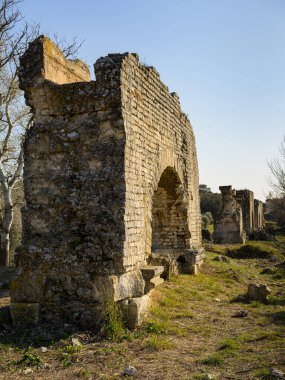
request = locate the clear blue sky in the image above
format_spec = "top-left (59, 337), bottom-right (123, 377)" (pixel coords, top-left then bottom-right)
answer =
top-left (20, 0), bottom-right (285, 200)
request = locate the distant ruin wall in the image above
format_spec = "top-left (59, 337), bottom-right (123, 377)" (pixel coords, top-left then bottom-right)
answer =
top-left (11, 36), bottom-right (201, 327)
top-left (213, 186), bottom-right (246, 244)
top-left (236, 190), bottom-right (254, 234)
top-left (214, 186), bottom-right (265, 244)
top-left (254, 200), bottom-right (265, 230)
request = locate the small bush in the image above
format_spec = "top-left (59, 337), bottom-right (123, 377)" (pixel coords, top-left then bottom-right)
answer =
top-left (18, 352), bottom-right (43, 367)
top-left (60, 344), bottom-right (82, 368)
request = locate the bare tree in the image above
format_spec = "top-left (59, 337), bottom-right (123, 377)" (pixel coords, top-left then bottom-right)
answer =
top-left (268, 136), bottom-right (285, 197)
top-left (0, 0), bottom-right (82, 266)
top-left (267, 136), bottom-right (285, 229)
top-left (0, 0), bottom-right (32, 266)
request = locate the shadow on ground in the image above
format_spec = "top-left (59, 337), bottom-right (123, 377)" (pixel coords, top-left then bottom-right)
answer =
top-left (0, 321), bottom-right (88, 349)
top-left (265, 310), bottom-right (285, 325)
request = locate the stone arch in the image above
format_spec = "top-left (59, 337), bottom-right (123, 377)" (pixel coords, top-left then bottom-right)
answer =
top-left (151, 166), bottom-right (191, 251)
top-left (151, 149), bottom-right (184, 198)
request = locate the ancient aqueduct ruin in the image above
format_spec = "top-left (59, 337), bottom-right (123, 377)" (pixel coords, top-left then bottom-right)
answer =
top-left (10, 36), bottom-right (204, 328)
top-left (214, 186), bottom-right (265, 244)
top-left (9, 37), bottom-right (265, 328)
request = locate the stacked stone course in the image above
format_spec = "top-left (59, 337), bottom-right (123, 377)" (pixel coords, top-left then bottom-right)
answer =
top-left (11, 36), bottom-right (202, 328)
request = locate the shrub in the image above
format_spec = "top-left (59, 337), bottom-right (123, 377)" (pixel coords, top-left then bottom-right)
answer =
top-left (18, 352), bottom-right (43, 367)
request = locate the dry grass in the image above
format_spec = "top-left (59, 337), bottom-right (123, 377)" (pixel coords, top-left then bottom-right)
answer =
top-left (0, 236), bottom-right (284, 380)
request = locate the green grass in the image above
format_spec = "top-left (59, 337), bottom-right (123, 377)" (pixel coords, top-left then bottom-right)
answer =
top-left (144, 335), bottom-right (175, 351)
top-left (227, 242), bottom-right (279, 259)
top-left (144, 320), bottom-right (167, 335)
top-left (101, 302), bottom-right (126, 341)
top-left (218, 338), bottom-right (241, 352)
top-left (201, 354), bottom-right (224, 366)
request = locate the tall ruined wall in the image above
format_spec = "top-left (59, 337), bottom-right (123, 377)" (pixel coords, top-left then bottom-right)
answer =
top-left (213, 186), bottom-right (246, 244)
top-left (10, 36), bottom-right (201, 327)
top-left (236, 190), bottom-right (254, 234)
top-left (17, 37), bottom-right (127, 277)
top-left (12, 38), bottom-right (130, 326)
top-left (119, 55), bottom-right (201, 271)
top-left (254, 200), bottom-right (265, 230)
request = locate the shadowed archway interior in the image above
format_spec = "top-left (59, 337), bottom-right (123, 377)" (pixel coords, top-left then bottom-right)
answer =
top-left (151, 167), bottom-right (190, 251)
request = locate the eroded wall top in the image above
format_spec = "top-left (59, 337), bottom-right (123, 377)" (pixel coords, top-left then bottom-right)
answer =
top-left (19, 36), bottom-right (90, 89)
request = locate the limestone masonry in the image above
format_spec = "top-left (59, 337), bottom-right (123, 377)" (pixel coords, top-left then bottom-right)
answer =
top-left (213, 186), bottom-right (265, 244)
top-left (10, 36), bottom-right (202, 328)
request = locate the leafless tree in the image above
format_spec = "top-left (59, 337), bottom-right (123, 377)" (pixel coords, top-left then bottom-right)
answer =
top-left (0, 0), bottom-right (82, 266)
top-left (0, 0), bottom-right (32, 266)
top-left (267, 136), bottom-right (285, 228)
top-left (268, 136), bottom-right (285, 197)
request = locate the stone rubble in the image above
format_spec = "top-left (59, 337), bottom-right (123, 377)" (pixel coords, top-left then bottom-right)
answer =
top-left (247, 284), bottom-right (271, 302)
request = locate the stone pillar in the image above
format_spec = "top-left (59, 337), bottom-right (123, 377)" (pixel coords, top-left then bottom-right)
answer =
top-left (213, 186), bottom-right (246, 244)
top-left (254, 199), bottom-right (265, 230)
top-left (236, 190), bottom-right (255, 234)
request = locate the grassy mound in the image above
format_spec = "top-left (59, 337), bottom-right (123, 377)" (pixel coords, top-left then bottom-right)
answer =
top-left (227, 242), bottom-right (279, 259)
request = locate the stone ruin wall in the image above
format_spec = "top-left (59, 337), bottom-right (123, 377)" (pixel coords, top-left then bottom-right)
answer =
top-left (254, 199), bottom-right (265, 230)
top-left (213, 186), bottom-right (246, 244)
top-left (10, 36), bottom-right (201, 327)
top-left (236, 190), bottom-right (254, 234)
top-left (120, 54), bottom-right (201, 266)
top-left (214, 186), bottom-right (265, 244)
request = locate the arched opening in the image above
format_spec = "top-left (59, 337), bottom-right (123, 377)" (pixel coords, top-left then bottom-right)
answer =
top-left (151, 167), bottom-right (190, 251)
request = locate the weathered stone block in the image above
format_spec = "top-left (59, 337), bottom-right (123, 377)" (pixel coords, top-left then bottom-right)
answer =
top-left (247, 284), bottom-right (271, 302)
top-left (110, 271), bottom-right (145, 302)
top-left (10, 272), bottom-right (46, 303)
top-left (10, 303), bottom-right (40, 325)
top-left (144, 276), bottom-right (164, 294)
top-left (140, 266), bottom-right (164, 279)
top-left (120, 295), bottom-right (151, 329)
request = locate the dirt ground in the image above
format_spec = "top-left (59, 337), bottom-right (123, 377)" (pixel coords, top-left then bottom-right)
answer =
top-left (0, 238), bottom-right (284, 380)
